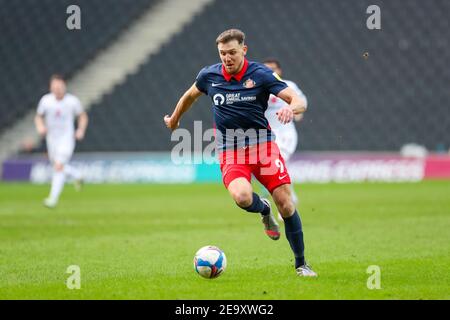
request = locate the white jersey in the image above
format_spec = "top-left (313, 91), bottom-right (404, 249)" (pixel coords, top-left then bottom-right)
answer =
top-left (37, 93), bottom-right (83, 141)
top-left (37, 93), bottom-right (83, 164)
top-left (265, 79), bottom-right (307, 160)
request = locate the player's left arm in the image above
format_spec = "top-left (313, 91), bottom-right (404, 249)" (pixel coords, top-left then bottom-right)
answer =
top-left (75, 112), bottom-right (88, 141)
top-left (276, 87), bottom-right (307, 124)
top-left (72, 96), bottom-right (88, 141)
top-left (291, 82), bottom-right (307, 122)
top-left (294, 113), bottom-right (304, 122)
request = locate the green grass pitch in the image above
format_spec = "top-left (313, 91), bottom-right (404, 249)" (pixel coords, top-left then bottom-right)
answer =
top-left (0, 181), bottom-right (449, 299)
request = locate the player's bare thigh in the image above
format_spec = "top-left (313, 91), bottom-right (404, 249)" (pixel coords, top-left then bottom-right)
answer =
top-left (227, 177), bottom-right (253, 208)
top-left (272, 184), bottom-right (295, 218)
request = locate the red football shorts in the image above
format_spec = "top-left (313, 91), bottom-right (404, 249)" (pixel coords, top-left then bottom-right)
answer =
top-left (218, 141), bottom-right (291, 194)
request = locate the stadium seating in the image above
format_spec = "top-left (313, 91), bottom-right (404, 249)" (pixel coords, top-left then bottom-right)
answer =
top-left (78, 0), bottom-right (450, 152)
top-left (0, 0), bottom-right (158, 134)
top-left (3, 0), bottom-right (449, 152)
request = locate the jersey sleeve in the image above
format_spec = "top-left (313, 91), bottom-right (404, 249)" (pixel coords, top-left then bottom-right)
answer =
top-left (36, 96), bottom-right (47, 115)
top-left (195, 67), bottom-right (209, 95)
top-left (261, 66), bottom-right (288, 96)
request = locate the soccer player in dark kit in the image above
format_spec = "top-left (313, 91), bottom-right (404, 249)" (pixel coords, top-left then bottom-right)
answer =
top-left (164, 29), bottom-right (316, 276)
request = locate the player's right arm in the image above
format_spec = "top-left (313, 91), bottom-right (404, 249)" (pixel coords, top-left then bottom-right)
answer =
top-left (164, 83), bottom-right (203, 131)
top-left (34, 114), bottom-right (47, 136)
top-left (35, 97), bottom-right (47, 136)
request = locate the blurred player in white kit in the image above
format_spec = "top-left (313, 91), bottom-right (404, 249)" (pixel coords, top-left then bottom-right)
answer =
top-left (263, 59), bottom-right (308, 213)
top-left (34, 74), bottom-right (88, 208)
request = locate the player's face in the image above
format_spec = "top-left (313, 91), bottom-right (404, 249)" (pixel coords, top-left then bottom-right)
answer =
top-left (218, 40), bottom-right (247, 75)
top-left (50, 79), bottom-right (66, 100)
top-left (264, 62), bottom-right (283, 77)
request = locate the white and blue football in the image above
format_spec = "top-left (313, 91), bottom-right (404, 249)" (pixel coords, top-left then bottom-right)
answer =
top-left (193, 245), bottom-right (227, 279)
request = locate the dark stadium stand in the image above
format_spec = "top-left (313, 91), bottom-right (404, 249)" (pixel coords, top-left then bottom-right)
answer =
top-left (0, 0), bottom-right (158, 134)
top-left (3, 0), bottom-right (449, 152)
top-left (79, 0), bottom-right (450, 152)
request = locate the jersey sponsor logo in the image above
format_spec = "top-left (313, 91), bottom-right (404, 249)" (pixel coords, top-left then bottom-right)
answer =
top-left (279, 174), bottom-right (288, 180)
top-left (226, 93), bottom-right (240, 103)
top-left (243, 78), bottom-right (256, 89)
top-left (224, 93), bottom-right (256, 104)
top-left (213, 93), bottom-right (225, 106)
top-left (240, 96), bottom-right (257, 102)
top-left (212, 82), bottom-right (224, 87)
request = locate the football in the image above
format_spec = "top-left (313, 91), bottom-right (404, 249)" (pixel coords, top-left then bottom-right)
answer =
top-left (193, 245), bottom-right (227, 279)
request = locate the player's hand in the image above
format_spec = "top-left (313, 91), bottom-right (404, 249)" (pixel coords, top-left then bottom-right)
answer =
top-left (37, 126), bottom-right (47, 137)
top-left (164, 115), bottom-right (179, 131)
top-left (276, 106), bottom-right (294, 124)
top-left (75, 129), bottom-right (85, 141)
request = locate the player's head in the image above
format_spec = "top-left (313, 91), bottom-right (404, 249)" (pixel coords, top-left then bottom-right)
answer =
top-left (49, 74), bottom-right (66, 100)
top-left (263, 58), bottom-right (283, 77)
top-left (216, 29), bottom-right (247, 75)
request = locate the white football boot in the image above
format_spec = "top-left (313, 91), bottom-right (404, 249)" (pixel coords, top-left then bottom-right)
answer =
top-left (296, 264), bottom-right (318, 277)
top-left (43, 197), bottom-right (58, 208)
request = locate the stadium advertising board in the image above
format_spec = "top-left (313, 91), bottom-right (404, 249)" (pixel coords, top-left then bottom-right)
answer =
top-left (3, 153), bottom-right (450, 183)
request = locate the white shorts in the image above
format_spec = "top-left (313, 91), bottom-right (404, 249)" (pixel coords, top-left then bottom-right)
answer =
top-left (47, 138), bottom-right (75, 164)
top-left (274, 130), bottom-right (298, 162)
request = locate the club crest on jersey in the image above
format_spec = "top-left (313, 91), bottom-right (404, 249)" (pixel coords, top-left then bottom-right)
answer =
top-left (243, 78), bottom-right (256, 89)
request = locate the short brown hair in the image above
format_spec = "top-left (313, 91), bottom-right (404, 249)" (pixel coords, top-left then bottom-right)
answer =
top-left (263, 58), bottom-right (281, 69)
top-left (50, 74), bottom-right (65, 82)
top-left (216, 29), bottom-right (245, 45)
